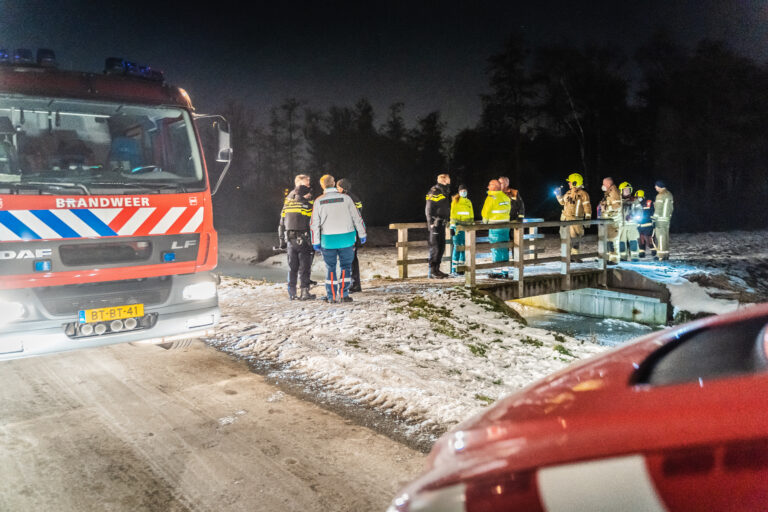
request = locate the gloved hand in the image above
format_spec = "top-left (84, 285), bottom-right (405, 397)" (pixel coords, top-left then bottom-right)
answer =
top-left (313, 244), bottom-right (321, 252)
top-left (360, 237), bottom-right (366, 245)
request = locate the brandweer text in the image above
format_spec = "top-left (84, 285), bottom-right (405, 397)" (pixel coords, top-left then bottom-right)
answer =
top-left (54, 197), bottom-right (151, 208)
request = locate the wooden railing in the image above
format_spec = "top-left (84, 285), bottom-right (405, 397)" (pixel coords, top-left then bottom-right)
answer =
top-left (389, 219), bottom-right (611, 291)
top-left (457, 219), bottom-right (611, 291)
top-left (388, 222), bottom-right (451, 279)
top-left (388, 219), bottom-right (544, 279)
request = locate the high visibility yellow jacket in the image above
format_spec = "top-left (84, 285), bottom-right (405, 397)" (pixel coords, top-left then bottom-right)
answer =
top-left (450, 197), bottom-right (474, 225)
top-left (652, 189), bottom-right (674, 221)
top-left (481, 191), bottom-right (511, 223)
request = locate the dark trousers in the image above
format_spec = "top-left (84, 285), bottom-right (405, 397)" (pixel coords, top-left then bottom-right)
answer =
top-left (638, 231), bottom-right (655, 256)
top-left (428, 221), bottom-right (446, 269)
top-left (287, 237), bottom-right (314, 291)
top-left (351, 246), bottom-right (361, 290)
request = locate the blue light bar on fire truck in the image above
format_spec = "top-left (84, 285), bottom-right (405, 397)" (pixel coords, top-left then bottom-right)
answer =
top-left (0, 48), bottom-right (57, 67)
top-left (104, 57), bottom-right (164, 82)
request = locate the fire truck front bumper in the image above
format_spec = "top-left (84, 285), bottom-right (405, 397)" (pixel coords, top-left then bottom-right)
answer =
top-left (0, 273), bottom-right (220, 361)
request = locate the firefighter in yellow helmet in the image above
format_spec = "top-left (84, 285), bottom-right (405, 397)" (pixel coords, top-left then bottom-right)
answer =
top-left (618, 181), bottom-right (641, 261)
top-left (598, 177), bottom-right (623, 263)
top-left (554, 173), bottom-right (591, 256)
top-left (635, 189), bottom-right (655, 258)
top-left (652, 180), bottom-right (674, 261)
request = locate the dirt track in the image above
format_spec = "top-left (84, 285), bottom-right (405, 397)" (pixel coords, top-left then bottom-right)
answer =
top-left (0, 341), bottom-right (424, 511)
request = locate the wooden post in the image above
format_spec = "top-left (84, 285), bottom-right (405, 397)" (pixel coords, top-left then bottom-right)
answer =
top-left (598, 222), bottom-right (607, 287)
top-left (514, 227), bottom-right (524, 297)
top-left (561, 224), bottom-right (571, 291)
top-left (445, 224), bottom-right (452, 270)
top-left (397, 227), bottom-right (408, 279)
top-left (464, 229), bottom-right (476, 288)
top-left (528, 225), bottom-right (538, 262)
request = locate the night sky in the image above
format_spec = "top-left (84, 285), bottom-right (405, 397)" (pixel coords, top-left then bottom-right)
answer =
top-left (2, 0), bottom-right (767, 131)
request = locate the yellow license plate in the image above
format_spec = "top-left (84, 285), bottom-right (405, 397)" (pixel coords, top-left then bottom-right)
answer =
top-left (78, 304), bottom-right (144, 324)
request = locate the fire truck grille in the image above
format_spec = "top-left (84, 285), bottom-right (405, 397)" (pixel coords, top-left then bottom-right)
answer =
top-left (59, 241), bottom-right (153, 266)
top-left (35, 277), bottom-right (172, 316)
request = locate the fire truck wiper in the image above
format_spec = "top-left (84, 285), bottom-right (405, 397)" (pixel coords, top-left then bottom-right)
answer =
top-left (91, 181), bottom-right (188, 194)
top-left (7, 181), bottom-right (90, 195)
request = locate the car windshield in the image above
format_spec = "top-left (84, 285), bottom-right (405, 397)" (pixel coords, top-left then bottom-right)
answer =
top-left (0, 96), bottom-right (205, 194)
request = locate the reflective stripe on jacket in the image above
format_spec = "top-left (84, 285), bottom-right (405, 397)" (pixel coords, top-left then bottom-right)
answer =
top-left (481, 191), bottom-right (511, 222)
top-left (450, 197), bottom-right (474, 224)
top-left (653, 190), bottom-right (674, 221)
top-left (558, 188), bottom-right (591, 219)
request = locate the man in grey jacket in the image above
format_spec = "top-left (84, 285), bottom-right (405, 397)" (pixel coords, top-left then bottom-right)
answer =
top-left (310, 175), bottom-right (367, 302)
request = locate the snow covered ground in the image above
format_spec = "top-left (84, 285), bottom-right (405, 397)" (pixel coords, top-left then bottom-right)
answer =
top-left (209, 227), bottom-right (768, 445)
top-left (206, 277), bottom-right (608, 446)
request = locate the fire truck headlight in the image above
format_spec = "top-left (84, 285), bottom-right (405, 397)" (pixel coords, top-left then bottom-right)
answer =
top-left (0, 301), bottom-right (26, 324)
top-left (182, 282), bottom-right (217, 301)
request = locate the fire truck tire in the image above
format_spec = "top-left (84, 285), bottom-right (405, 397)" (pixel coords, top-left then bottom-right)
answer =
top-left (159, 338), bottom-right (194, 350)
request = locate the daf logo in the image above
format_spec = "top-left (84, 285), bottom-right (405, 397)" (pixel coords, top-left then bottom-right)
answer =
top-left (0, 248), bottom-right (53, 260)
top-left (171, 240), bottom-right (197, 250)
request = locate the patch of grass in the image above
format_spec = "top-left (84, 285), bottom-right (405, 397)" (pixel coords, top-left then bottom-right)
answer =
top-left (474, 394), bottom-right (495, 405)
top-left (345, 338), bottom-right (361, 348)
top-left (492, 378), bottom-right (503, 385)
top-left (467, 343), bottom-right (489, 357)
top-left (554, 344), bottom-right (575, 357)
top-left (490, 338), bottom-right (504, 344)
top-left (520, 336), bottom-right (544, 348)
top-left (469, 290), bottom-right (527, 325)
top-left (372, 274), bottom-right (383, 279)
top-left (493, 329), bottom-right (504, 335)
top-left (552, 333), bottom-right (567, 343)
top-left (393, 349), bottom-right (404, 355)
top-left (433, 323), bottom-right (463, 339)
top-left (390, 295), bottom-right (467, 339)
top-left (446, 368), bottom-right (462, 376)
top-left (388, 296), bottom-right (405, 304)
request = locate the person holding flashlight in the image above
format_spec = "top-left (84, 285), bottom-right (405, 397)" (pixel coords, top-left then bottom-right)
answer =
top-left (555, 173), bottom-right (592, 257)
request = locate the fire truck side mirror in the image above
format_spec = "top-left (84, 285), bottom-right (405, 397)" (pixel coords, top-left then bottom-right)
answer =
top-left (216, 120), bottom-right (232, 163)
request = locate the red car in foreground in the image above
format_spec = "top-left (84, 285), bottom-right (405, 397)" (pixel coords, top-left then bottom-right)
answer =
top-left (389, 303), bottom-right (768, 511)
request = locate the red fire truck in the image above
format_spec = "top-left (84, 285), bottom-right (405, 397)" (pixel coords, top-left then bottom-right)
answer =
top-left (0, 49), bottom-right (231, 360)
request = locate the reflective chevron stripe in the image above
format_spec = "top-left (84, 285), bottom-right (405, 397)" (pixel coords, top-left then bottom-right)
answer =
top-left (0, 206), bottom-right (205, 240)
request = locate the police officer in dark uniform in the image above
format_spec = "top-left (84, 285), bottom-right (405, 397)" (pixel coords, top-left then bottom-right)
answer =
top-left (425, 173), bottom-right (451, 278)
top-left (278, 184), bottom-right (316, 300)
top-left (336, 178), bottom-right (363, 293)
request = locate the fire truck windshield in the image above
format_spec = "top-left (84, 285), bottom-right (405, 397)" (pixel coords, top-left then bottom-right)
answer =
top-left (0, 96), bottom-right (205, 194)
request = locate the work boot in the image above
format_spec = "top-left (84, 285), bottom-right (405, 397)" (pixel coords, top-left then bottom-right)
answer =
top-left (288, 286), bottom-right (297, 300)
top-left (309, 279), bottom-right (318, 286)
top-left (434, 268), bottom-right (449, 278)
top-left (299, 287), bottom-right (316, 300)
top-left (336, 296), bottom-right (354, 303)
top-left (348, 283), bottom-right (362, 293)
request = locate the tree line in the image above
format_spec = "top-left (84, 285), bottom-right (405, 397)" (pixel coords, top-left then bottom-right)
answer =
top-left (206, 31), bottom-right (768, 234)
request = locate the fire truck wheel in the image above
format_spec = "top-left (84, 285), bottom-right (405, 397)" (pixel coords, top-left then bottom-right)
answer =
top-left (158, 338), bottom-right (194, 350)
